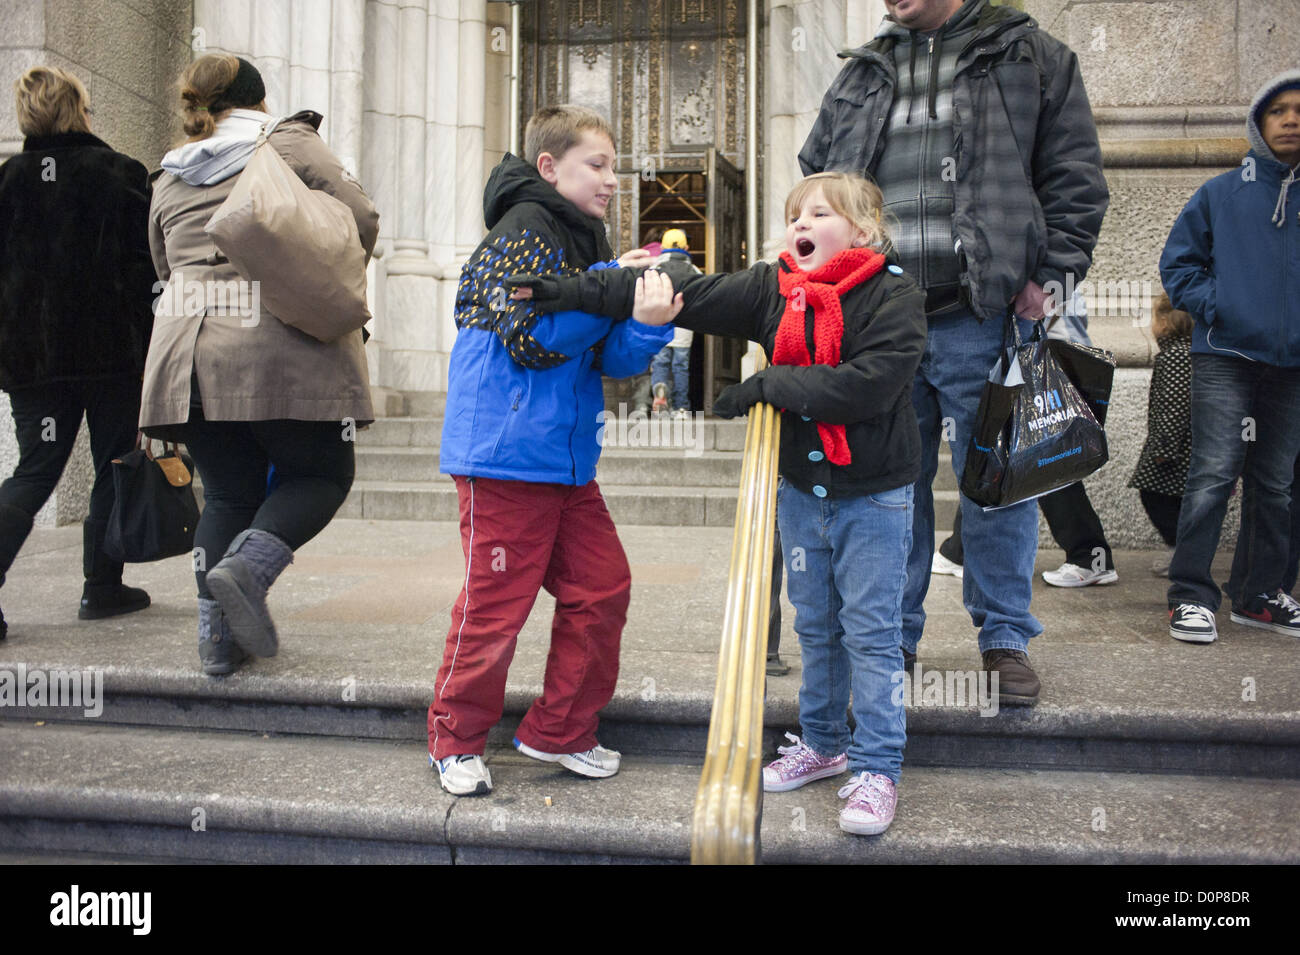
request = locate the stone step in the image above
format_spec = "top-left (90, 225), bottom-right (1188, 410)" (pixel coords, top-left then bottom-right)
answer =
top-left (352, 447), bottom-right (746, 487)
top-left (356, 416), bottom-right (750, 452)
top-left (1, 722), bottom-right (1294, 864)
top-left (339, 481), bottom-right (741, 525)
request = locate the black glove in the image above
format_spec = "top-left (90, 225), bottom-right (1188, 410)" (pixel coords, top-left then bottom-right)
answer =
top-left (711, 371), bottom-right (768, 419)
top-left (504, 273), bottom-right (583, 312)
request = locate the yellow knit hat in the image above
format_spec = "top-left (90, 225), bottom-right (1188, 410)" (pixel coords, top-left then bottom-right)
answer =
top-left (661, 228), bottom-right (689, 250)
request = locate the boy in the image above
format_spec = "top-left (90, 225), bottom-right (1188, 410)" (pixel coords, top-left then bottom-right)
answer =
top-left (427, 105), bottom-right (677, 795)
top-left (1160, 69), bottom-right (1300, 643)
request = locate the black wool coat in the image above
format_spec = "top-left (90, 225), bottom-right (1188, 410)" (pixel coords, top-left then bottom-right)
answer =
top-left (0, 131), bottom-right (155, 391)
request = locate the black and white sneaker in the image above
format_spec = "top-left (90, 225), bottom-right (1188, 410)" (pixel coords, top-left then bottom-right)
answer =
top-left (1230, 591), bottom-right (1300, 637)
top-left (1169, 603), bottom-right (1218, 643)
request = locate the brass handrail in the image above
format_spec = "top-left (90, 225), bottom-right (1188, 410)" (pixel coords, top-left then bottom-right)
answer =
top-left (690, 399), bottom-right (781, 864)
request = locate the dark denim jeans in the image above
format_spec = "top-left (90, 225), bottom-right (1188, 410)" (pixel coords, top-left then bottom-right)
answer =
top-left (1168, 355), bottom-right (1300, 611)
top-left (903, 309), bottom-right (1043, 654)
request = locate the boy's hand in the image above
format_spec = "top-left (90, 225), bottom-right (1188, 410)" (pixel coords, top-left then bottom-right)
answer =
top-left (617, 248), bottom-right (655, 268)
top-left (632, 269), bottom-right (683, 326)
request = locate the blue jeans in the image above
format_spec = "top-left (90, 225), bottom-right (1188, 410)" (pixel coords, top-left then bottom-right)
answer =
top-left (902, 308), bottom-right (1042, 654)
top-left (1168, 355), bottom-right (1300, 610)
top-left (650, 345), bottom-right (690, 410)
top-left (778, 479), bottom-right (912, 783)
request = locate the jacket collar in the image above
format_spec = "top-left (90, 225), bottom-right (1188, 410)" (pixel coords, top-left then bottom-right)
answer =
top-left (22, 130), bottom-right (112, 152)
top-left (841, 0), bottom-right (1032, 69)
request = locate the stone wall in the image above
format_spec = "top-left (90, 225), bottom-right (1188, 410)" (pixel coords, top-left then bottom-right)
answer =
top-left (0, 0), bottom-right (191, 525)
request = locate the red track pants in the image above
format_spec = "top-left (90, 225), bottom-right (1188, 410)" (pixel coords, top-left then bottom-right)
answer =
top-left (427, 476), bottom-right (631, 760)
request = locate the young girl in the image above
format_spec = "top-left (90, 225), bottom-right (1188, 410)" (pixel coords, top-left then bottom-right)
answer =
top-left (516, 172), bottom-right (926, 834)
top-left (1128, 292), bottom-right (1193, 576)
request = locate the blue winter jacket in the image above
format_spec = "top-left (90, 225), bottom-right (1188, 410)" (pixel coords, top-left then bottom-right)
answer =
top-left (440, 154), bottom-right (672, 484)
top-left (1160, 148), bottom-right (1300, 368)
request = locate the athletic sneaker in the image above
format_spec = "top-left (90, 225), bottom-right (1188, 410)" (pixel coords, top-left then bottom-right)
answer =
top-left (1042, 562), bottom-right (1118, 587)
top-left (513, 737), bottom-right (621, 778)
top-left (931, 552), bottom-right (964, 579)
top-left (762, 733), bottom-right (847, 792)
top-left (1169, 603), bottom-right (1218, 643)
top-left (1230, 591), bottom-right (1300, 636)
top-left (671, 407), bottom-right (691, 420)
top-left (838, 772), bottom-right (897, 836)
top-left (431, 753), bottom-right (492, 796)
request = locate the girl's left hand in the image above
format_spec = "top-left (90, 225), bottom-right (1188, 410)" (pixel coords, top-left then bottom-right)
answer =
top-left (632, 269), bottom-right (684, 326)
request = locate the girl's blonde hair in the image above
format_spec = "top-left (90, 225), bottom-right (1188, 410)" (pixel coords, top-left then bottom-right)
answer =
top-left (1152, 291), bottom-right (1193, 338)
top-left (177, 53), bottom-right (241, 141)
top-left (14, 66), bottom-right (91, 137)
top-left (784, 172), bottom-right (892, 253)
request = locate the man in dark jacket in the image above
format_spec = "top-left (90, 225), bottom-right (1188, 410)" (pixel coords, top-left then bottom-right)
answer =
top-left (799, 0), bottom-right (1108, 703)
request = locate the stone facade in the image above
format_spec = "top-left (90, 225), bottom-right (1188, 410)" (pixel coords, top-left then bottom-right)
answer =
top-left (1, 0), bottom-right (1293, 545)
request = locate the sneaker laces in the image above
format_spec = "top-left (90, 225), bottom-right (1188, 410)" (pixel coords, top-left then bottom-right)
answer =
top-left (1272, 592), bottom-right (1300, 614)
top-left (838, 772), bottom-right (891, 810)
top-left (1174, 603), bottom-right (1215, 626)
top-left (776, 732), bottom-right (804, 756)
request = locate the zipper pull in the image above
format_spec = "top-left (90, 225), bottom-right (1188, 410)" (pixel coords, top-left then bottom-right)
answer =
top-left (928, 36), bottom-right (934, 54)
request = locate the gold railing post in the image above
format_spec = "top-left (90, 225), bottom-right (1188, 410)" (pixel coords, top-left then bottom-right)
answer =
top-left (691, 399), bottom-right (780, 864)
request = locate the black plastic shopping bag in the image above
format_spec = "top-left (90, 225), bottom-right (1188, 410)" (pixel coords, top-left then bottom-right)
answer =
top-left (961, 314), bottom-right (1114, 509)
top-left (104, 435), bottom-right (200, 563)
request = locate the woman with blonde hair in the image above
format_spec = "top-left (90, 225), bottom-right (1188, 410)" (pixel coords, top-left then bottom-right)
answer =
top-left (143, 53), bottom-right (379, 674)
top-left (0, 66), bottom-right (155, 639)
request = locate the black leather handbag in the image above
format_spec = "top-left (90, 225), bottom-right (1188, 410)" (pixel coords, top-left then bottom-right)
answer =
top-left (104, 435), bottom-right (200, 563)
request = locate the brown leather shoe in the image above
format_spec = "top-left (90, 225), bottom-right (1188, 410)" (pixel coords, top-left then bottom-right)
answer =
top-left (981, 649), bottom-right (1040, 706)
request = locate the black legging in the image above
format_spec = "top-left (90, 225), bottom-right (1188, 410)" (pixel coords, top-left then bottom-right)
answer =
top-left (182, 416), bottom-right (355, 599)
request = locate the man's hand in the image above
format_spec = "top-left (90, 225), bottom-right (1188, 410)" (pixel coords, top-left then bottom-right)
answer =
top-left (617, 248), bottom-right (655, 269)
top-left (632, 269), bottom-right (683, 327)
top-left (711, 372), bottom-right (767, 419)
top-left (1013, 280), bottom-right (1052, 321)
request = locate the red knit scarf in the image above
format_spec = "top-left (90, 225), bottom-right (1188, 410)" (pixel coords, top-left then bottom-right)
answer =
top-left (774, 247), bottom-right (886, 466)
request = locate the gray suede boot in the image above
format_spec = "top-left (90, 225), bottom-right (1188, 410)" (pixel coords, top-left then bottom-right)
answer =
top-left (205, 529), bottom-right (294, 657)
top-left (198, 597), bottom-right (247, 676)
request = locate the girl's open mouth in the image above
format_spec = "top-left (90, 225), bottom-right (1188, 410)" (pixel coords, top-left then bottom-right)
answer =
top-left (796, 238), bottom-right (815, 257)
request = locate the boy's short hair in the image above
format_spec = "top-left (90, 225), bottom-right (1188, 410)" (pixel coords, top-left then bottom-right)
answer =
top-left (524, 104), bottom-right (615, 164)
top-left (785, 172), bottom-right (892, 254)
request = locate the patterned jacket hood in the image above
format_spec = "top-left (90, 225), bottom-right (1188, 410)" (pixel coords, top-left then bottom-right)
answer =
top-left (482, 152), bottom-right (613, 267)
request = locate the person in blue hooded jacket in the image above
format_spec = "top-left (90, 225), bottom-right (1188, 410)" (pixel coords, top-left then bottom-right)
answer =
top-left (428, 105), bottom-right (676, 797)
top-left (1160, 69), bottom-right (1300, 644)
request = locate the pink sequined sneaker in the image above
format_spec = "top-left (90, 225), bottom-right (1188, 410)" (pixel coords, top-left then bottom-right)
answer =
top-left (762, 733), bottom-right (848, 792)
top-left (838, 771), bottom-right (897, 836)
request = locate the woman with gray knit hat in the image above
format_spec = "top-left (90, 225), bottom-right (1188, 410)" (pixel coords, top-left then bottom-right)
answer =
top-left (143, 54), bottom-right (379, 674)
top-left (1159, 68), bottom-right (1300, 645)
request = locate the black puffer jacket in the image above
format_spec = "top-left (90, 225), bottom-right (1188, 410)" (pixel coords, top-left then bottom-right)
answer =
top-left (798, 0), bottom-right (1108, 321)
top-left (0, 131), bottom-right (154, 391)
top-left (540, 256), bottom-right (927, 497)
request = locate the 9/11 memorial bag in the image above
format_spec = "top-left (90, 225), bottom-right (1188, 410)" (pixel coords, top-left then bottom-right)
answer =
top-left (960, 313), bottom-right (1114, 509)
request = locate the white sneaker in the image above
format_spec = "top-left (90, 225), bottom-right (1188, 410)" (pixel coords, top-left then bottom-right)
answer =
top-left (1169, 603), bottom-right (1218, 644)
top-left (431, 753), bottom-right (492, 796)
top-left (1042, 562), bottom-right (1118, 588)
top-left (513, 737), bottom-right (620, 778)
top-left (931, 552), bottom-right (964, 578)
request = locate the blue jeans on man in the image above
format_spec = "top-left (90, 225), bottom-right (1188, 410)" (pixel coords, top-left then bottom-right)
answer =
top-left (777, 479), bottom-right (912, 782)
top-left (902, 308), bottom-right (1043, 655)
top-left (1169, 354), bottom-right (1300, 611)
top-left (650, 345), bottom-right (690, 411)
